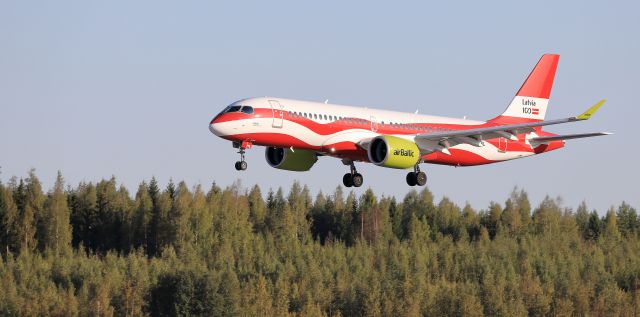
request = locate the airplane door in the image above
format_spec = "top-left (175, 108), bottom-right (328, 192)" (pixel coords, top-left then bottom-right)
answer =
top-left (269, 100), bottom-right (284, 128)
top-left (498, 137), bottom-right (508, 153)
top-left (370, 116), bottom-right (379, 132)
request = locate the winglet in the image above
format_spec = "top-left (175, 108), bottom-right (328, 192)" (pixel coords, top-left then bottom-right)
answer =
top-left (576, 99), bottom-right (606, 120)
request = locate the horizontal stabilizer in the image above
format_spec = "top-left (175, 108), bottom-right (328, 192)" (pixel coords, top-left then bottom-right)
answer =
top-left (530, 132), bottom-right (612, 145)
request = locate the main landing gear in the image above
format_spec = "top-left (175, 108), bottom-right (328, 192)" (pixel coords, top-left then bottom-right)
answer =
top-left (406, 163), bottom-right (427, 186)
top-left (233, 141), bottom-right (250, 171)
top-left (342, 161), bottom-right (363, 187)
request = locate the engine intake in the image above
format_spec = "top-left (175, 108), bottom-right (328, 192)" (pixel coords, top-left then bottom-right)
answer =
top-left (368, 135), bottom-right (420, 169)
top-left (265, 147), bottom-right (318, 171)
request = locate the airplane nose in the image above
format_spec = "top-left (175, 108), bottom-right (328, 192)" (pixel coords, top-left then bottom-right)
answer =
top-left (209, 117), bottom-right (221, 136)
top-left (209, 122), bottom-right (218, 135)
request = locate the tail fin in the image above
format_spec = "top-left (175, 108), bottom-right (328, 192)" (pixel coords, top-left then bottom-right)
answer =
top-left (491, 54), bottom-right (559, 123)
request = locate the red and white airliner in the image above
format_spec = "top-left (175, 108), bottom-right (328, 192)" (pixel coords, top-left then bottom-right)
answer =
top-left (209, 54), bottom-right (610, 187)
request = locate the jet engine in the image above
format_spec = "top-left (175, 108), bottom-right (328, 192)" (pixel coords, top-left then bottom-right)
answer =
top-left (265, 147), bottom-right (318, 171)
top-left (367, 135), bottom-right (420, 169)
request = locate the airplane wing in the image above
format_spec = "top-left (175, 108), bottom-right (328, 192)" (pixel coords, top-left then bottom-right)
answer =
top-left (414, 100), bottom-right (606, 154)
top-left (528, 132), bottom-right (611, 147)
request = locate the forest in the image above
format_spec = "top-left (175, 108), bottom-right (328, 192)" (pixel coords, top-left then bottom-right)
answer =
top-left (0, 169), bottom-right (639, 316)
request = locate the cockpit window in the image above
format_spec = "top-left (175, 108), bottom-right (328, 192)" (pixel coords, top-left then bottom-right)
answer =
top-left (221, 105), bottom-right (254, 114)
top-left (227, 105), bottom-right (242, 112)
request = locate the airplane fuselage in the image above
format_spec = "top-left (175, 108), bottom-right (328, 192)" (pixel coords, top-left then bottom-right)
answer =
top-left (209, 97), bottom-right (564, 167)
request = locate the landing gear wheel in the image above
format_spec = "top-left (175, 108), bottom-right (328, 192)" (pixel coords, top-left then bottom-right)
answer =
top-left (342, 161), bottom-right (363, 188)
top-left (415, 171), bottom-right (427, 186)
top-left (352, 173), bottom-right (363, 187)
top-left (406, 172), bottom-right (417, 186)
top-left (234, 161), bottom-right (247, 171)
top-left (343, 173), bottom-right (353, 187)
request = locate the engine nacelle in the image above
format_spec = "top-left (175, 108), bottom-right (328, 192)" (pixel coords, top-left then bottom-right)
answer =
top-left (265, 147), bottom-right (318, 171)
top-left (368, 135), bottom-right (420, 169)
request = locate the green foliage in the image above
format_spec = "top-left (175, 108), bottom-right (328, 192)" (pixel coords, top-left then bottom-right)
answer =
top-left (0, 170), bottom-right (639, 316)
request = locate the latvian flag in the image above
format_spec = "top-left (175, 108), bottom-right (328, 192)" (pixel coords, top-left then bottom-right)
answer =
top-left (532, 108), bottom-right (539, 115)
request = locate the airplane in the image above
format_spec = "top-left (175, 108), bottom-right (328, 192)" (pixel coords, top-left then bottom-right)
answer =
top-left (209, 54), bottom-right (610, 187)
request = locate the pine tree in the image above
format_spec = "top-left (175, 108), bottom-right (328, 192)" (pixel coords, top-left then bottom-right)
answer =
top-left (24, 170), bottom-right (47, 252)
top-left (0, 183), bottom-right (20, 254)
top-left (481, 202), bottom-right (502, 239)
top-left (603, 207), bottom-right (621, 239)
top-left (575, 201), bottom-right (590, 238)
top-left (132, 182), bottom-right (152, 252)
top-left (42, 171), bottom-right (72, 255)
top-left (617, 201), bottom-right (638, 237)
top-left (171, 181), bottom-right (192, 251)
top-left (190, 184), bottom-right (213, 249)
top-left (14, 171), bottom-right (43, 253)
top-left (248, 185), bottom-right (266, 232)
top-left (532, 196), bottom-right (562, 235)
top-left (585, 211), bottom-right (602, 241)
top-left (94, 177), bottom-right (120, 252)
top-left (69, 182), bottom-right (97, 250)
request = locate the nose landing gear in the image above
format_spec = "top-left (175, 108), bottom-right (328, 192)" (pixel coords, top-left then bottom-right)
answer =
top-left (233, 141), bottom-right (251, 171)
top-left (342, 161), bottom-right (363, 187)
top-left (406, 163), bottom-right (427, 186)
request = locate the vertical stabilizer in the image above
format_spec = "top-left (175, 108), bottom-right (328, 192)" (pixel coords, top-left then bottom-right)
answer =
top-left (491, 54), bottom-right (559, 123)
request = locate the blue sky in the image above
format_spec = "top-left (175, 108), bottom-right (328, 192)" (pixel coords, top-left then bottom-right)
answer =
top-left (1, 1), bottom-right (637, 213)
